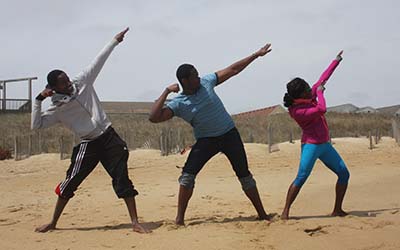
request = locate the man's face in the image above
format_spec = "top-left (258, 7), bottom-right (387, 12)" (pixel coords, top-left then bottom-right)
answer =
top-left (182, 68), bottom-right (201, 93)
top-left (54, 72), bottom-right (73, 95)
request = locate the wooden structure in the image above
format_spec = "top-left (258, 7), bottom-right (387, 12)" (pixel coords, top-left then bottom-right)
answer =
top-left (0, 77), bottom-right (37, 112)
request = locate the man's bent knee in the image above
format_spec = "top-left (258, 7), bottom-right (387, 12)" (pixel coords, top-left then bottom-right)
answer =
top-left (239, 174), bottom-right (257, 191)
top-left (178, 172), bottom-right (196, 189)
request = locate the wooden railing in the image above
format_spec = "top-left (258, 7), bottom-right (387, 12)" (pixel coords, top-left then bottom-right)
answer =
top-left (0, 99), bottom-right (31, 112)
top-left (0, 76), bottom-right (37, 113)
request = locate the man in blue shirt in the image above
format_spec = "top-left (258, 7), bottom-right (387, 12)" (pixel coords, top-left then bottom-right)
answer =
top-left (149, 43), bottom-right (272, 225)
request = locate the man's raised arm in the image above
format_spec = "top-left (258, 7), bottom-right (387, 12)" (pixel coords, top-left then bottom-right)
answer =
top-left (76, 27), bottom-right (130, 85)
top-left (215, 43), bottom-right (272, 85)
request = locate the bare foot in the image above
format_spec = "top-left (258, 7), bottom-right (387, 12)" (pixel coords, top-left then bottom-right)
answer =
top-left (331, 210), bottom-right (348, 217)
top-left (35, 223), bottom-right (56, 233)
top-left (281, 210), bottom-right (289, 220)
top-left (175, 218), bottom-right (185, 226)
top-left (258, 213), bottom-right (272, 221)
top-left (132, 223), bottom-right (151, 234)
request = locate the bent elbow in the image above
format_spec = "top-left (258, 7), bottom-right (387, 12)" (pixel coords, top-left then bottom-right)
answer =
top-left (31, 124), bottom-right (40, 130)
top-left (148, 116), bottom-right (159, 123)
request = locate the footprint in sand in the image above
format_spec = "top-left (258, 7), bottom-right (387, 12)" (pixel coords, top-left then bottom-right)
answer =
top-left (162, 220), bottom-right (185, 231)
top-left (372, 220), bottom-right (394, 229)
top-left (0, 218), bottom-right (20, 226)
top-left (201, 195), bottom-right (219, 201)
top-left (100, 244), bottom-right (113, 248)
top-left (303, 225), bottom-right (329, 236)
top-left (217, 202), bottom-right (230, 206)
top-left (8, 206), bottom-right (23, 213)
top-left (233, 221), bottom-right (245, 229)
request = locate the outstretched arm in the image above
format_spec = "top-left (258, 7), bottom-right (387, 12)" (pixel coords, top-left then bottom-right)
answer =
top-left (75, 27), bottom-right (129, 85)
top-left (215, 43), bottom-right (272, 85)
top-left (312, 50), bottom-right (343, 97)
top-left (148, 83), bottom-right (179, 123)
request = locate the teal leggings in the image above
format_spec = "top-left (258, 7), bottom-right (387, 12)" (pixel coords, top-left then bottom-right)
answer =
top-left (293, 143), bottom-right (350, 187)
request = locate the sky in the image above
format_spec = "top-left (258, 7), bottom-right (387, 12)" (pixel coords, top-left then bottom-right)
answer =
top-left (1, 0), bottom-right (399, 114)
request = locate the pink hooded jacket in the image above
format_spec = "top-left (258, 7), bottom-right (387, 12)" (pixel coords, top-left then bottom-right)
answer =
top-left (288, 59), bottom-right (341, 144)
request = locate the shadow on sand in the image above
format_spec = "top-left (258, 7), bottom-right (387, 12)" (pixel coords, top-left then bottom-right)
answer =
top-left (58, 221), bottom-right (163, 231)
top-left (291, 207), bottom-right (400, 220)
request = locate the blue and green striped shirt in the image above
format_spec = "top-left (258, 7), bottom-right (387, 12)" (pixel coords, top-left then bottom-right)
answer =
top-left (167, 73), bottom-right (235, 139)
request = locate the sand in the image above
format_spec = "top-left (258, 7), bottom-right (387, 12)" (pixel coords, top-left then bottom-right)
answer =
top-left (0, 137), bottom-right (399, 250)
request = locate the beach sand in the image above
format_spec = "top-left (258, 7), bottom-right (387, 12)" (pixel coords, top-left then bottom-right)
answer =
top-left (0, 137), bottom-right (399, 250)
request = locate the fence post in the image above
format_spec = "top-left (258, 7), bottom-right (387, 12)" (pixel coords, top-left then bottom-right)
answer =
top-left (378, 128), bottom-right (381, 142)
top-left (177, 128), bottom-right (182, 150)
top-left (123, 130), bottom-right (127, 143)
top-left (249, 131), bottom-right (254, 143)
top-left (60, 136), bottom-right (64, 160)
top-left (28, 134), bottom-right (32, 156)
top-left (38, 131), bottom-right (42, 154)
top-left (167, 128), bottom-right (172, 155)
top-left (131, 131), bottom-right (135, 149)
top-left (369, 131), bottom-right (373, 150)
top-left (160, 129), bottom-right (165, 156)
top-left (268, 125), bottom-right (272, 153)
top-left (14, 136), bottom-right (18, 161)
top-left (126, 131), bottom-right (132, 149)
top-left (392, 119), bottom-right (399, 145)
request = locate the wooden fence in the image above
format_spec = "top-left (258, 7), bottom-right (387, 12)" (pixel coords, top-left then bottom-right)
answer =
top-left (1, 115), bottom-right (397, 161)
top-left (393, 117), bottom-right (400, 145)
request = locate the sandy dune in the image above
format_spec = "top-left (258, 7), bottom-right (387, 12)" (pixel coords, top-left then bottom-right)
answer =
top-left (0, 137), bottom-right (399, 250)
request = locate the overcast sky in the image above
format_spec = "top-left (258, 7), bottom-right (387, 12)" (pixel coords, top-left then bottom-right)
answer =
top-left (1, 0), bottom-right (398, 114)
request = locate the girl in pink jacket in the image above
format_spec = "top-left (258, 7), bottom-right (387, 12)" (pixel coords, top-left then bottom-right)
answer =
top-left (281, 51), bottom-right (350, 220)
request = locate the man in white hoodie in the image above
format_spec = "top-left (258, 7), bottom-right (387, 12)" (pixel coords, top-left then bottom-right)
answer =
top-left (32, 28), bottom-right (150, 234)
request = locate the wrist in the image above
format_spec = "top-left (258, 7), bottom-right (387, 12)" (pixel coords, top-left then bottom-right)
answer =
top-left (164, 88), bottom-right (172, 95)
top-left (36, 93), bottom-right (46, 101)
top-left (252, 53), bottom-right (259, 58)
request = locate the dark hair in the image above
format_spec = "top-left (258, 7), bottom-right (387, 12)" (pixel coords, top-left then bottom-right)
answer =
top-left (176, 64), bottom-right (194, 84)
top-left (283, 77), bottom-right (310, 107)
top-left (46, 69), bottom-right (64, 89)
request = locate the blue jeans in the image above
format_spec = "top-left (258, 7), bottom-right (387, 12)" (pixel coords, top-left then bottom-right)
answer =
top-left (293, 142), bottom-right (350, 187)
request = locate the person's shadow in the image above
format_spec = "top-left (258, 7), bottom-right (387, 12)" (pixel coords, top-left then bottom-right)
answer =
top-left (185, 213), bottom-right (278, 226)
top-left (58, 221), bottom-right (162, 231)
top-left (54, 208), bottom-right (400, 231)
top-left (291, 207), bottom-right (400, 220)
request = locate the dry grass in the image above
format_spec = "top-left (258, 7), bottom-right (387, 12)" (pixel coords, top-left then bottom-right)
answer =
top-left (0, 111), bottom-right (394, 155)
